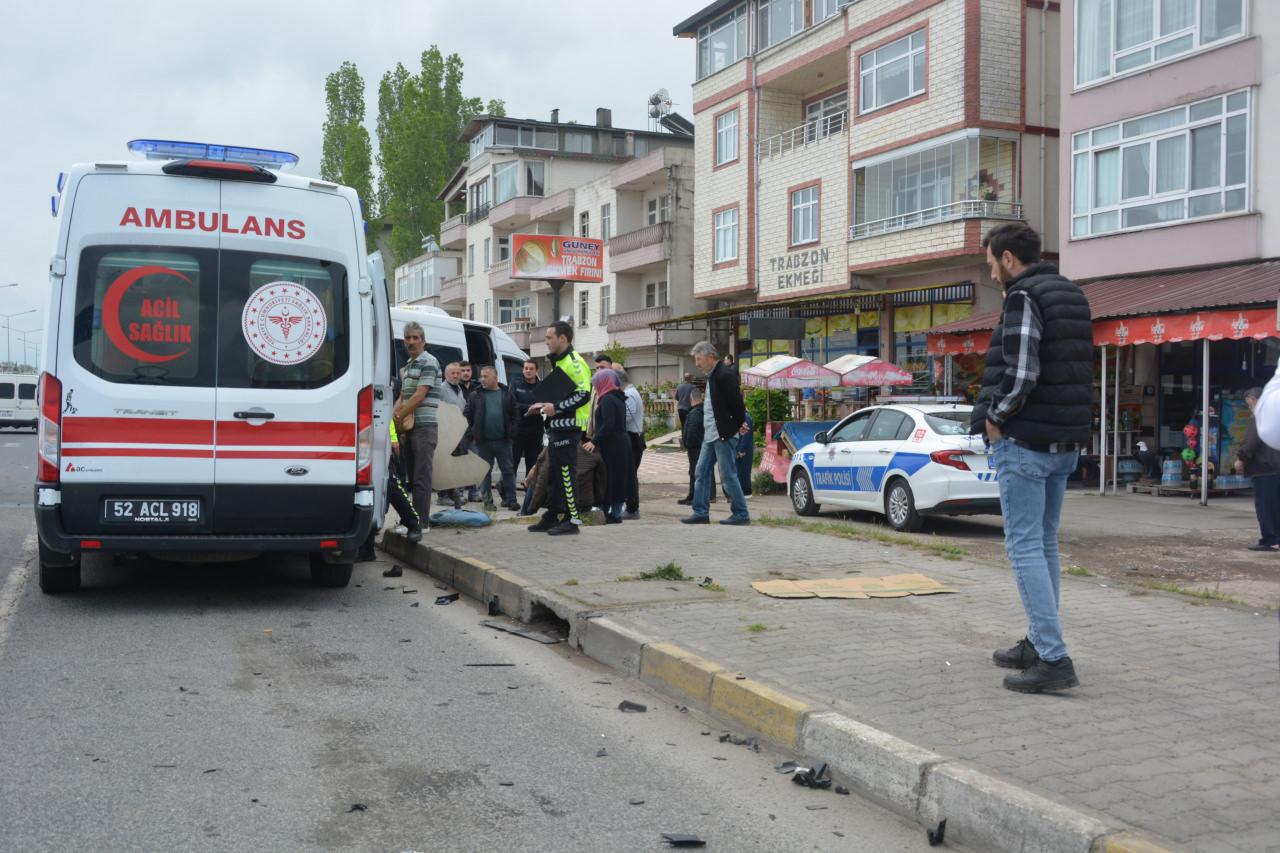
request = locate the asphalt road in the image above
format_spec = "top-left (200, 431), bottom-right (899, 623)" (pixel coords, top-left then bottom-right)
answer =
top-left (0, 429), bottom-right (36, 590)
top-left (0, 442), bottom-right (941, 852)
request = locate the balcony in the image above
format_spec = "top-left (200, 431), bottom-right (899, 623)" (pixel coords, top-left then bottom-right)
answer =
top-left (608, 222), bottom-right (670, 273)
top-left (759, 112), bottom-right (847, 160)
top-left (849, 200), bottom-right (1024, 241)
top-left (489, 195), bottom-right (539, 230)
top-left (612, 147), bottom-right (684, 192)
top-left (439, 213), bottom-right (466, 249)
top-left (488, 260), bottom-right (518, 291)
top-left (530, 188), bottom-right (575, 223)
top-left (466, 202), bottom-right (491, 226)
top-left (439, 275), bottom-right (466, 308)
top-left (497, 318), bottom-right (535, 350)
top-left (606, 305), bottom-right (672, 334)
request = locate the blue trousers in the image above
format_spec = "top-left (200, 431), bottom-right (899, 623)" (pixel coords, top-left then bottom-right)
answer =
top-left (692, 438), bottom-right (749, 520)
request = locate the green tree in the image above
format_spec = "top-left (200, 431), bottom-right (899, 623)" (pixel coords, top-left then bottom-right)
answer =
top-left (320, 61), bottom-right (374, 214)
top-left (745, 389), bottom-right (793, 446)
top-left (374, 47), bottom-right (504, 269)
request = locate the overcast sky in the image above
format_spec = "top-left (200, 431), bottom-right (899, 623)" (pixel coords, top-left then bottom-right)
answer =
top-left (0, 0), bottom-right (697, 364)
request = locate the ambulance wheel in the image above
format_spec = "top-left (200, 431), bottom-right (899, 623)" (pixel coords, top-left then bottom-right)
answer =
top-left (309, 555), bottom-right (353, 588)
top-left (790, 469), bottom-right (820, 517)
top-left (884, 478), bottom-right (923, 532)
top-left (38, 542), bottom-right (81, 594)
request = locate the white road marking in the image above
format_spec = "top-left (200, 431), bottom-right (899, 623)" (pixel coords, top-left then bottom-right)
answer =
top-left (2, 442), bottom-right (21, 448)
top-left (0, 532), bottom-right (35, 655)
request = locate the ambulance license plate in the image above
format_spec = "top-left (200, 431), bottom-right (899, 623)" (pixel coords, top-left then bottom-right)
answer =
top-left (102, 499), bottom-right (202, 524)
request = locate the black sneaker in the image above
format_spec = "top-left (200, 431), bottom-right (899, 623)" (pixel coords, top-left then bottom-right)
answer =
top-left (680, 515), bottom-right (710, 525)
top-left (527, 514), bottom-right (558, 533)
top-left (406, 527), bottom-right (422, 543)
top-left (718, 516), bottom-right (750, 526)
top-left (1003, 657), bottom-right (1079, 693)
top-left (992, 637), bottom-right (1039, 669)
top-left (547, 520), bottom-right (579, 536)
top-left (676, 497), bottom-right (692, 505)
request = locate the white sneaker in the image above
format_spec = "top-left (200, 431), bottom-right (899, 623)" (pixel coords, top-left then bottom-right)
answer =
top-left (393, 524), bottom-right (408, 535)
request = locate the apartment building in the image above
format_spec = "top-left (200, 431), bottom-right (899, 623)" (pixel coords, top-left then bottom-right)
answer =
top-left (434, 110), bottom-right (701, 383)
top-left (672, 0), bottom-right (1059, 388)
top-left (392, 242), bottom-right (462, 309)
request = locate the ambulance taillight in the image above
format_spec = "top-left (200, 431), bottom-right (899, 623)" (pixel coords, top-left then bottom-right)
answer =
top-left (37, 372), bottom-right (61, 483)
top-left (355, 385), bottom-right (373, 486)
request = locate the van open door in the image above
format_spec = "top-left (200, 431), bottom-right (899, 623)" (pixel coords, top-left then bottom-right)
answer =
top-left (366, 251), bottom-right (393, 528)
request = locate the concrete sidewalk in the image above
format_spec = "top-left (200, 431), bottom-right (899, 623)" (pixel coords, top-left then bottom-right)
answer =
top-left (384, 504), bottom-right (1278, 852)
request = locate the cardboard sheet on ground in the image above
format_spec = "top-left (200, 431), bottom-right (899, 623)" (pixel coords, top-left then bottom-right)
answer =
top-left (430, 405), bottom-right (491, 490)
top-left (751, 573), bottom-right (954, 599)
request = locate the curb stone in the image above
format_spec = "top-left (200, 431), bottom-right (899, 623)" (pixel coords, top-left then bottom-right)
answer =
top-left (380, 531), bottom-right (1177, 853)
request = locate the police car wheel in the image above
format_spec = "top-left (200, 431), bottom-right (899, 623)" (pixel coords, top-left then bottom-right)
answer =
top-left (309, 555), bottom-right (353, 588)
top-left (38, 542), bottom-right (81, 595)
top-left (790, 470), bottom-right (819, 517)
top-left (884, 479), bottom-right (923, 532)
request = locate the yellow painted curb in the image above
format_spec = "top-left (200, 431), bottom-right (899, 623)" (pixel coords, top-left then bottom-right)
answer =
top-left (1096, 833), bottom-right (1177, 853)
top-left (639, 641), bottom-right (725, 706)
top-left (710, 673), bottom-right (811, 749)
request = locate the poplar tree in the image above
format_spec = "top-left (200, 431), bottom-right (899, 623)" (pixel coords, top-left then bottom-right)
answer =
top-left (319, 61), bottom-right (374, 215)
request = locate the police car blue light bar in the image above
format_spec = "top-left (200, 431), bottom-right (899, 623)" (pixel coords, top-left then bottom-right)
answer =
top-left (127, 139), bottom-right (299, 171)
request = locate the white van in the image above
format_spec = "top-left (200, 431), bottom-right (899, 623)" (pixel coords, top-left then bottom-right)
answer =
top-left (0, 372), bottom-right (39, 429)
top-left (33, 140), bottom-right (393, 593)
top-left (388, 306), bottom-right (529, 385)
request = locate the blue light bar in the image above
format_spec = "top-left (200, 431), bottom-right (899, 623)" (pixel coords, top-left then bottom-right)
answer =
top-left (127, 139), bottom-right (299, 170)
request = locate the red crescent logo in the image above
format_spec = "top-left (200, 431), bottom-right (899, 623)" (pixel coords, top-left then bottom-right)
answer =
top-left (102, 265), bottom-right (192, 363)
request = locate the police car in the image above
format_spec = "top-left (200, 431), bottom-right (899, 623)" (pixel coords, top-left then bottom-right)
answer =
top-left (33, 140), bottom-right (393, 593)
top-left (787, 402), bottom-right (1001, 531)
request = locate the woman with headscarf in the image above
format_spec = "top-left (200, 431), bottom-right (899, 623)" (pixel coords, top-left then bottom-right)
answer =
top-left (587, 369), bottom-right (633, 524)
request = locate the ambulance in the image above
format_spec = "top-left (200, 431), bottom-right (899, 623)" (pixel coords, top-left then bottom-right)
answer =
top-left (33, 140), bottom-right (393, 593)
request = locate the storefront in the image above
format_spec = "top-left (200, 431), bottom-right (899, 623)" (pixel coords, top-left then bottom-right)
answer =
top-left (925, 259), bottom-right (1280, 489)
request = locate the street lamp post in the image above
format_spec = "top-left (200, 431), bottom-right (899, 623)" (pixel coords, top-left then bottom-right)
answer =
top-left (0, 309), bottom-right (37, 364)
top-left (17, 328), bottom-right (42, 369)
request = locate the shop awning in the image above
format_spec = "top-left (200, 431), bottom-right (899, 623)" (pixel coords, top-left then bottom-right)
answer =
top-left (926, 259), bottom-right (1280, 355)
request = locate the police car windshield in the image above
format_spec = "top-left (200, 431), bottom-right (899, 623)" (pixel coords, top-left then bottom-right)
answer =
top-left (925, 411), bottom-right (969, 435)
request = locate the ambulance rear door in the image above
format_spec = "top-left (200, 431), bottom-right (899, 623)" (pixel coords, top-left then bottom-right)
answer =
top-left (211, 182), bottom-right (363, 535)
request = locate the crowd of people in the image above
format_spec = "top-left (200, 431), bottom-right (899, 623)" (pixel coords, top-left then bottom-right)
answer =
top-left (369, 319), bottom-right (757, 547)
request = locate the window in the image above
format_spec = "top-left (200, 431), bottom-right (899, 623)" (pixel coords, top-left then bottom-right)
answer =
top-left (860, 30), bottom-right (927, 113)
top-left (1070, 90), bottom-right (1249, 238)
top-left (715, 109), bottom-right (739, 165)
top-left (759, 0), bottom-right (804, 49)
top-left (815, 0), bottom-right (841, 22)
top-left (469, 125), bottom-right (493, 160)
top-left (805, 92), bottom-right (847, 141)
top-left (525, 161), bottom-right (545, 197)
top-left (1076, 0), bottom-right (1244, 86)
top-left (0, 384), bottom-right (12, 399)
top-left (469, 178), bottom-right (489, 212)
top-left (467, 303), bottom-right (475, 321)
top-left (830, 409), bottom-right (875, 442)
top-left (498, 236), bottom-right (510, 261)
top-left (713, 207), bottom-right (739, 264)
top-left (697, 4), bottom-right (747, 79)
top-left (514, 295), bottom-right (531, 320)
top-left (494, 161), bottom-right (519, 204)
top-left (483, 298), bottom-right (492, 324)
top-left (635, 138), bottom-right (652, 157)
top-left (467, 244), bottom-right (475, 276)
top-left (579, 210), bottom-right (590, 237)
top-left (18, 383), bottom-right (35, 400)
top-left (645, 281), bottom-right (669, 308)
top-left (565, 131), bottom-right (593, 154)
top-left (483, 237), bottom-right (491, 266)
top-left (647, 194), bottom-right (672, 225)
top-left (612, 135), bottom-right (627, 157)
top-left (852, 133), bottom-right (1019, 239)
top-left (600, 285), bottom-right (612, 321)
top-left (867, 409), bottom-right (912, 442)
top-left (578, 290), bottom-right (590, 327)
top-left (790, 184), bottom-right (820, 246)
top-left (601, 203), bottom-right (612, 243)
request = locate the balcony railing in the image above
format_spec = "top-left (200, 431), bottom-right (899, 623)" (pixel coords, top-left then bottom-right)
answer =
top-left (439, 275), bottom-right (466, 304)
top-left (759, 111), bottom-right (847, 160)
top-left (440, 212), bottom-right (465, 231)
top-left (849, 200), bottom-right (1024, 241)
top-left (606, 304), bottom-right (672, 333)
top-left (466, 202), bottom-right (492, 225)
top-left (498, 318), bottom-right (535, 348)
top-left (609, 222), bottom-right (669, 256)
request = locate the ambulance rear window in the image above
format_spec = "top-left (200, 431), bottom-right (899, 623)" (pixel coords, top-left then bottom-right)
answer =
top-left (74, 248), bottom-right (214, 385)
top-left (217, 253), bottom-right (349, 389)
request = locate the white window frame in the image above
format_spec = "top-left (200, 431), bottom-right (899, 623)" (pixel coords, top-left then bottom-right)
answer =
top-left (525, 160), bottom-right (545, 197)
top-left (790, 185), bottom-right (820, 246)
top-left (467, 244), bottom-right (475, 276)
top-left (494, 161), bottom-right (519, 204)
top-left (579, 210), bottom-right (590, 237)
top-left (600, 285), bottom-right (612, 321)
top-left (714, 208), bottom-right (739, 263)
top-left (498, 298), bottom-right (514, 325)
top-left (648, 194), bottom-right (673, 226)
top-left (498, 236), bottom-right (510, 261)
top-left (514, 295), bottom-right (531, 321)
top-left (483, 298), bottom-right (492, 325)
top-left (859, 30), bottom-right (927, 114)
top-left (1070, 89), bottom-right (1251, 240)
top-left (578, 290), bottom-right (590, 327)
top-left (601, 203), bottom-right (612, 243)
top-left (697, 4), bottom-right (748, 80)
top-left (564, 131), bottom-right (593, 155)
top-left (805, 92), bottom-right (848, 141)
top-left (483, 237), bottom-right (492, 266)
top-left (758, 0), bottom-right (805, 50)
top-left (644, 280), bottom-right (669, 308)
top-left (1075, 0), bottom-right (1247, 89)
top-left (715, 110), bottom-right (739, 166)
top-left (815, 0), bottom-right (841, 22)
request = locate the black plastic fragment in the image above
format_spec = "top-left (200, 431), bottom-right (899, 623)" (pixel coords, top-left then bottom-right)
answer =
top-left (435, 593), bottom-right (460, 605)
top-left (488, 596), bottom-right (500, 616)
top-left (835, 784), bottom-right (850, 795)
top-left (480, 620), bottom-right (563, 644)
top-left (618, 700), bottom-right (647, 713)
top-left (661, 834), bottom-right (706, 848)
top-left (791, 763), bottom-right (832, 789)
top-left (928, 818), bottom-right (947, 846)
top-left (347, 803), bottom-right (367, 813)
top-left (382, 565), bottom-right (402, 578)
top-left (596, 748), bottom-right (608, 758)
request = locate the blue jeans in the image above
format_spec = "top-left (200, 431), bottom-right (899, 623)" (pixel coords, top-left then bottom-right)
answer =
top-left (1252, 473), bottom-right (1280, 546)
top-left (991, 439), bottom-right (1077, 662)
top-left (474, 439), bottom-right (516, 506)
top-left (693, 438), bottom-right (749, 520)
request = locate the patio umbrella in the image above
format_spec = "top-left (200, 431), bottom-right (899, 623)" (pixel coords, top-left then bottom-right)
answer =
top-left (824, 354), bottom-right (914, 387)
top-left (740, 355), bottom-right (840, 425)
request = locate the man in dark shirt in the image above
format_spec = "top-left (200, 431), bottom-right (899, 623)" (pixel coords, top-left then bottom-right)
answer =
top-left (510, 359), bottom-right (544, 481)
top-left (1235, 387), bottom-right (1280, 551)
top-left (463, 366), bottom-right (519, 512)
top-left (675, 373), bottom-right (695, 429)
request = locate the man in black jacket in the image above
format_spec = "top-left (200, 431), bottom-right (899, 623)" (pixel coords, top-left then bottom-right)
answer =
top-left (462, 366), bottom-right (520, 511)
top-left (682, 341), bottom-right (749, 526)
top-left (510, 359), bottom-right (544, 480)
top-left (971, 222), bottom-right (1092, 694)
top-left (678, 388), bottom-right (715, 505)
top-left (1235, 387), bottom-right (1280, 551)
